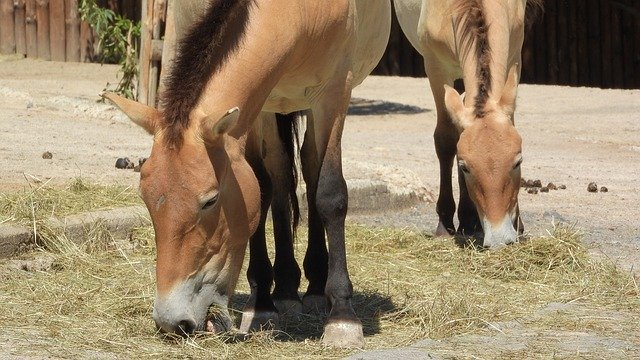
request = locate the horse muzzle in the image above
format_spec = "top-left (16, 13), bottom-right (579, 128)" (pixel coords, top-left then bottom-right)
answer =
top-left (481, 214), bottom-right (518, 248)
top-left (153, 279), bottom-right (232, 336)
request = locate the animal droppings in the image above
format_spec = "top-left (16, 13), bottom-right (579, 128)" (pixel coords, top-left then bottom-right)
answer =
top-left (138, 157), bottom-right (147, 166)
top-left (547, 182), bottom-right (557, 190)
top-left (115, 157), bottom-right (134, 169)
top-left (520, 178), bottom-right (527, 188)
top-left (587, 182), bottom-right (598, 193)
top-left (527, 188), bottom-right (538, 194)
top-left (540, 187), bottom-right (549, 193)
top-left (532, 179), bottom-right (542, 188)
top-left (42, 151), bottom-right (53, 159)
top-left (133, 165), bottom-right (141, 173)
top-left (525, 179), bottom-right (535, 187)
top-left (600, 186), bottom-right (608, 193)
top-left (559, 185), bottom-right (567, 189)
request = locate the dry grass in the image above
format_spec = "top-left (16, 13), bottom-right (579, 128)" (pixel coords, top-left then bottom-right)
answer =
top-left (0, 181), bottom-right (638, 358)
top-left (0, 177), bottom-right (140, 225)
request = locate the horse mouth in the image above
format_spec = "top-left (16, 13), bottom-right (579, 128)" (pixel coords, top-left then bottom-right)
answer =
top-left (204, 303), bottom-right (234, 334)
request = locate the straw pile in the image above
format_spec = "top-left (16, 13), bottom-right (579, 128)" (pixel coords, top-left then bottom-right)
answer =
top-left (0, 181), bottom-right (637, 358)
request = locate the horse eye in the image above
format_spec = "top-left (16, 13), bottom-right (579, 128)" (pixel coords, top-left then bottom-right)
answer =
top-left (202, 194), bottom-right (219, 210)
top-left (458, 161), bottom-right (470, 174)
top-left (513, 157), bottom-right (523, 170)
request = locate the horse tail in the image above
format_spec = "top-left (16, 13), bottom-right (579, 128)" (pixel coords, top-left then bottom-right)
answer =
top-left (275, 112), bottom-right (300, 238)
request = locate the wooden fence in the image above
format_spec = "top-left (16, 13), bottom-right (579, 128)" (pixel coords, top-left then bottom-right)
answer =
top-left (0, 0), bottom-right (139, 62)
top-left (375, 0), bottom-right (640, 89)
top-left (2, 0), bottom-right (638, 100)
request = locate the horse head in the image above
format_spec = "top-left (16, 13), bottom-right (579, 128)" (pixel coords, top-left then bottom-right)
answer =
top-left (103, 93), bottom-right (261, 335)
top-left (443, 66), bottom-right (523, 248)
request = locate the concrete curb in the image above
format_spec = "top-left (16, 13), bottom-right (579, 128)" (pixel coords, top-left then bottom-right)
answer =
top-left (0, 180), bottom-right (427, 259)
top-left (0, 206), bottom-right (149, 259)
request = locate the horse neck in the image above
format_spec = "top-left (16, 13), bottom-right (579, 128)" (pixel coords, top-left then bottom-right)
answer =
top-left (193, 3), bottom-right (293, 139)
top-left (457, 0), bottom-right (523, 109)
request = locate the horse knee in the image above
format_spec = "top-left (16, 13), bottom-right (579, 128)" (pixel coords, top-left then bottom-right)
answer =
top-left (315, 177), bottom-right (348, 223)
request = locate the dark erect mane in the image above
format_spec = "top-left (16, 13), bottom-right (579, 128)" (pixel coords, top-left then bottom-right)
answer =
top-left (452, 0), bottom-right (491, 118)
top-left (160, 0), bottom-right (253, 146)
top-left (452, 0), bottom-right (544, 118)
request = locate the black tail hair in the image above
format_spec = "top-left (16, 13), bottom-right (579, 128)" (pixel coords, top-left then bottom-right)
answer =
top-left (275, 112), bottom-right (300, 238)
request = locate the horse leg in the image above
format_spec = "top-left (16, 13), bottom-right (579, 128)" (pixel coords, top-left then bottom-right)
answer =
top-left (269, 113), bottom-right (303, 316)
top-left (300, 111), bottom-right (329, 313)
top-left (312, 73), bottom-right (363, 348)
top-left (456, 166), bottom-right (483, 238)
top-left (446, 79), bottom-right (483, 238)
top-left (425, 57), bottom-right (458, 236)
top-left (239, 123), bottom-right (278, 333)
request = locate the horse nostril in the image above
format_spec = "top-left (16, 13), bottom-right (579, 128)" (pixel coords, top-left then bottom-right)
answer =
top-left (177, 319), bottom-right (196, 336)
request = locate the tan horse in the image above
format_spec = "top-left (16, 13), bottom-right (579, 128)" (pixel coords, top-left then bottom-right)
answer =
top-left (393, 0), bottom-right (542, 247)
top-left (103, 0), bottom-right (391, 348)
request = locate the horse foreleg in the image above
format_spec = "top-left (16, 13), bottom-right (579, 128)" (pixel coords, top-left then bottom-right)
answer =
top-left (312, 73), bottom-right (363, 348)
top-left (426, 59), bottom-right (458, 236)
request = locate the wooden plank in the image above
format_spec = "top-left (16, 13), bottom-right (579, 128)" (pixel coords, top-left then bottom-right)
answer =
top-left (65, 0), bottom-right (80, 62)
top-left (567, 0), bottom-right (578, 85)
top-left (635, 0), bottom-right (640, 88)
top-left (586, 0), bottom-right (601, 87)
top-left (137, 0), bottom-right (153, 104)
top-left (520, 23), bottom-right (535, 84)
top-left (533, 14), bottom-right (547, 84)
top-left (158, 0), bottom-right (175, 97)
top-left (0, 0), bottom-right (16, 54)
top-left (576, 1), bottom-right (589, 86)
top-left (544, 0), bottom-right (558, 84)
top-left (620, 5), bottom-right (635, 89)
top-left (49, 0), bottom-right (65, 61)
top-left (148, 0), bottom-right (166, 107)
top-left (25, 0), bottom-right (37, 57)
top-left (556, 0), bottom-right (569, 85)
top-left (14, 0), bottom-right (27, 56)
top-left (600, 0), bottom-right (612, 88)
top-left (610, 2), bottom-right (623, 88)
top-left (36, 0), bottom-right (50, 60)
top-left (79, 20), bottom-right (93, 61)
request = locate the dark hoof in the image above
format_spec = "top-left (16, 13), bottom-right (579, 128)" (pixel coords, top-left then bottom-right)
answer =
top-left (303, 295), bottom-right (327, 314)
top-left (274, 299), bottom-right (303, 317)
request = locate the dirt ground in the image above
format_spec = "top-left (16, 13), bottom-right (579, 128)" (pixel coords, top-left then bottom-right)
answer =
top-left (1, 56), bottom-right (638, 273)
top-left (1, 56), bottom-right (640, 359)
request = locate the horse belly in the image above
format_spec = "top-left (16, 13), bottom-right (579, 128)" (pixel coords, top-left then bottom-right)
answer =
top-left (351, 0), bottom-right (392, 86)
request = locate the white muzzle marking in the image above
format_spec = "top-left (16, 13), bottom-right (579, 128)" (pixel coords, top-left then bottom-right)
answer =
top-left (482, 214), bottom-right (518, 248)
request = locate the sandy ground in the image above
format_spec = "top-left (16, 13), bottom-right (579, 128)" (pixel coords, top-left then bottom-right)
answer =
top-left (1, 56), bottom-right (640, 359)
top-left (1, 56), bottom-right (638, 272)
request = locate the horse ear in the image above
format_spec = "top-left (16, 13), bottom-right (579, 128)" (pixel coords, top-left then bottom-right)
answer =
top-left (101, 92), bottom-right (159, 135)
top-left (202, 107), bottom-right (240, 144)
top-left (444, 84), bottom-right (469, 130)
top-left (499, 65), bottom-right (519, 117)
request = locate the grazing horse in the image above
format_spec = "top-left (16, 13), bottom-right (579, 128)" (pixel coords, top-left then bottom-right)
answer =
top-left (393, 0), bottom-right (542, 247)
top-left (103, 0), bottom-right (391, 348)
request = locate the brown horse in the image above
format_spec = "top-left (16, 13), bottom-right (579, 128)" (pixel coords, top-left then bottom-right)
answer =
top-left (394, 0), bottom-right (543, 247)
top-left (103, 0), bottom-right (391, 348)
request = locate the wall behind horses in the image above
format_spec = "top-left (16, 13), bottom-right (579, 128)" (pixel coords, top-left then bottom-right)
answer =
top-left (1, 1), bottom-right (638, 90)
top-left (374, 0), bottom-right (640, 90)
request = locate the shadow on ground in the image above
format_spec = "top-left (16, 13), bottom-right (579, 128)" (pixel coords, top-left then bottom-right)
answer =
top-left (230, 291), bottom-right (397, 342)
top-left (348, 98), bottom-right (430, 116)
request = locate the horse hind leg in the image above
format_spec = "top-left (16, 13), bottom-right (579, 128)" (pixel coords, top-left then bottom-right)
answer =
top-left (268, 113), bottom-right (303, 316)
top-left (300, 111), bottom-right (329, 314)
